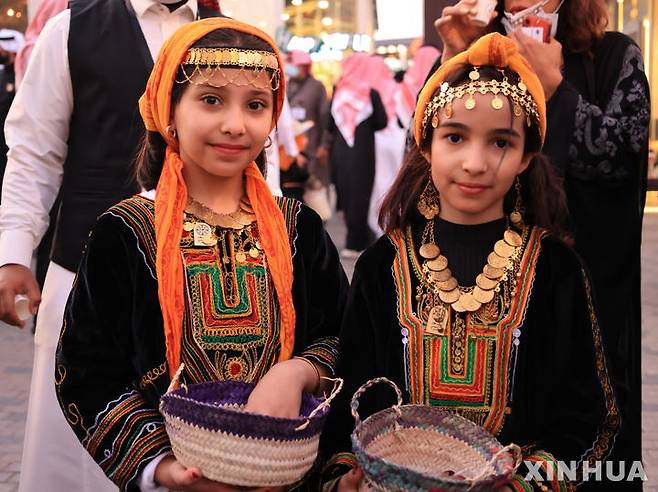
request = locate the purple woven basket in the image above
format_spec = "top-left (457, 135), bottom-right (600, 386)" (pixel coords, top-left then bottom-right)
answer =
top-left (160, 370), bottom-right (341, 487)
top-left (350, 378), bottom-right (521, 492)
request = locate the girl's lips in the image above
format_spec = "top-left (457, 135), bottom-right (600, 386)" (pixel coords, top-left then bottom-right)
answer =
top-left (211, 144), bottom-right (248, 155)
top-left (456, 182), bottom-right (489, 195)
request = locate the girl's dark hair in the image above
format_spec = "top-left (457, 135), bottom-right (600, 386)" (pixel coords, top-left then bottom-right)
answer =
top-left (134, 29), bottom-right (279, 190)
top-left (378, 65), bottom-right (571, 242)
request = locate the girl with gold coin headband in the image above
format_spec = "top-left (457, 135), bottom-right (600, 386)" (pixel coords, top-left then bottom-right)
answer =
top-left (321, 33), bottom-right (619, 491)
top-left (55, 18), bottom-right (348, 491)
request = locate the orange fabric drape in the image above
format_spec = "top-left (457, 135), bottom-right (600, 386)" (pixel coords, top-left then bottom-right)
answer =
top-left (414, 33), bottom-right (547, 146)
top-left (138, 18), bottom-right (295, 378)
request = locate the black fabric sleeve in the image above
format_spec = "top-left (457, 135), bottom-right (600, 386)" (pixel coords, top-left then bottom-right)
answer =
top-left (293, 205), bottom-right (349, 375)
top-left (551, 44), bottom-right (650, 185)
top-left (509, 242), bottom-right (620, 490)
top-left (55, 213), bottom-right (170, 492)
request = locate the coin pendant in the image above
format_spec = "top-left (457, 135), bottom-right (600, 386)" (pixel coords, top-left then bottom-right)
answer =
top-left (427, 255), bottom-right (449, 271)
top-left (460, 293), bottom-right (481, 312)
top-left (430, 269), bottom-right (452, 283)
top-left (483, 264), bottom-right (505, 279)
top-left (438, 288), bottom-right (460, 304)
top-left (494, 240), bottom-right (515, 258)
top-left (419, 243), bottom-right (440, 259)
top-left (504, 229), bottom-right (522, 247)
top-left (476, 273), bottom-right (498, 290)
top-left (487, 252), bottom-right (508, 269)
top-left (452, 298), bottom-right (467, 313)
top-left (235, 251), bottom-right (247, 263)
top-left (473, 286), bottom-right (495, 304)
top-left (437, 277), bottom-right (458, 291)
top-left (183, 221), bottom-right (195, 232)
top-left (249, 248), bottom-right (259, 258)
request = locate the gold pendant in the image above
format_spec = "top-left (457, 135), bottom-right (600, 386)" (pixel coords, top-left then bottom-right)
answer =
top-left (248, 247), bottom-right (259, 258)
top-left (436, 277), bottom-right (458, 291)
top-left (183, 221), bottom-right (195, 232)
top-left (473, 286), bottom-right (495, 304)
top-left (491, 96), bottom-right (503, 110)
top-left (459, 293), bottom-right (481, 312)
top-left (504, 230), bottom-right (523, 247)
top-left (430, 269), bottom-right (452, 283)
top-left (475, 273), bottom-right (498, 290)
top-left (438, 288), bottom-right (460, 304)
top-left (425, 305), bottom-right (450, 336)
top-left (493, 240), bottom-right (515, 258)
top-left (193, 222), bottom-right (214, 247)
top-left (419, 243), bottom-right (440, 259)
top-left (235, 251), bottom-right (247, 263)
top-left (483, 264), bottom-right (505, 280)
top-left (487, 252), bottom-right (508, 269)
top-left (427, 255), bottom-right (449, 271)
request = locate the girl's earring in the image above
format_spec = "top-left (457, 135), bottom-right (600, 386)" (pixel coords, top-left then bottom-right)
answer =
top-left (510, 176), bottom-right (525, 227)
top-left (165, 125), bottom-right (177, 138)
top-left (417, 175), bottom-right (440, 220)
top-left (264, 135), bottom-right (273, 149)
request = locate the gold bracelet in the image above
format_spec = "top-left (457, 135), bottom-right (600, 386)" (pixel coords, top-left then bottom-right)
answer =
top-left (293, 356), bottom-right (321, 394)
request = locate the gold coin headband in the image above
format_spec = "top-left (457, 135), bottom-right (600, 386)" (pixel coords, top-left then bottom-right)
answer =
top-left (177, 47), bottom-right (281, 91)
top-left (420, 67), bottom-right (540, 140)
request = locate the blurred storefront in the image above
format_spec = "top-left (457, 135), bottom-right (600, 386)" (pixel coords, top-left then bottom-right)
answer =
top-left (0, 0), bottom-right (27, 31)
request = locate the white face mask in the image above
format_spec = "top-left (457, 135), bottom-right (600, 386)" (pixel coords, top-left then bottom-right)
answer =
top-left (502, 0), bottom-right (564, 38)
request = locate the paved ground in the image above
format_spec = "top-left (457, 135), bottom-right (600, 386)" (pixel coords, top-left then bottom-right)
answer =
top-left (0, 212), bottom-right (655, 491)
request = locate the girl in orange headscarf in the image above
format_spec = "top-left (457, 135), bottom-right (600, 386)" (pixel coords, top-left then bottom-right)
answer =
top-left (55, 18), bottom-right (348, 492)
top-left (321, 33), bottom-right (619, 491)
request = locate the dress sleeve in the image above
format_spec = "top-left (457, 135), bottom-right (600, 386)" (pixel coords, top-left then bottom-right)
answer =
top-left (547, 43), bottom-right (650, 185)
top-left (511, 256), bottom-right (620, 490)
top-left (294, 206), bottom-right (349, 376)
top-left (319, 255), bottom-right (383, 487)
top-left (55, 213), bottom-right (170, 492)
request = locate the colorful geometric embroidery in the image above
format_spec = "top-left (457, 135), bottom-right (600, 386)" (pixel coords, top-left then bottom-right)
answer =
top-left (389, 226), bottom-right (546, 435)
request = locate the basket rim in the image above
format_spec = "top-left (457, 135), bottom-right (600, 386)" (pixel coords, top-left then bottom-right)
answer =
top-left (351, 404), bottom-right (517, 486)
top-left (161, 380), bottom-right (328, 423)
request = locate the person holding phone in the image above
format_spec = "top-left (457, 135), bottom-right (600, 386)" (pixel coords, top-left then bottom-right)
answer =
top-left (434, 1), bottom-right (649, 488)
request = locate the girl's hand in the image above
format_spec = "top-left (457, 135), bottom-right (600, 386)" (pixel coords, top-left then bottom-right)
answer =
top-left (434, 0), bottom-right (493, 62)
top-left (337, 466), bottom-right (365, 492)
top-left (508, 30), bottom-right (564, 99)
top-left (244, 359), bottom-right (318, 418)
top-left (153, 455), bottom-right (242, 491)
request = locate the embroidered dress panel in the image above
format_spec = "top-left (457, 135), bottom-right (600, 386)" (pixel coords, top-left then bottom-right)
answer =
top-left (389, 226), bottom-right (546, 435)
top-left (181, 215), bottom-right (281, 384)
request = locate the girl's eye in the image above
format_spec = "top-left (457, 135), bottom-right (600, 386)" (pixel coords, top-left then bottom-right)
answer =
top-left (446, 134), bottom-right (462, 144)
top-left (201, 95), bottom-right (220, 105)
top-left (248, 100), bottom-right (267, 111)
top-left (494, 139), bottom-right (509, 149)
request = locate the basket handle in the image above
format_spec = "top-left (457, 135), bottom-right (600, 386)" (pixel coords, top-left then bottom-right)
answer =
top-left (295, 377), bottom-right (344, 431)
top-left (350, 377), bottom-right (403, 428)
top-left (466, 443), bottom-right (523, 489)
top-left (165, 363), bottom-right (186, 394)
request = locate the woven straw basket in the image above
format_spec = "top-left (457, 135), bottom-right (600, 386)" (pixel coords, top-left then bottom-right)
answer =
top-left (350, 378), bottom-right (521, 492)
top-left (160, 364), bottom-right (342, 487)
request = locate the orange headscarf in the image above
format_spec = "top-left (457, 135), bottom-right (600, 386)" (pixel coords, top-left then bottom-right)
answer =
top-left (138, 18), bottom-right (294, 379)
top-left (414, 33), bottom-right (547, 146)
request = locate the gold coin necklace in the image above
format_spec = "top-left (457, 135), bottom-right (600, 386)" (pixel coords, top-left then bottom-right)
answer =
top-left (417, 218), bottom-right (526, 315)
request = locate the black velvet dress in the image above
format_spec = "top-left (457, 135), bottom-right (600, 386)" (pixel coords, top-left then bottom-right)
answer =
top-left (321, 218), bottom-right (620, 491)
top-left (55, 195), bottom-right (348, 491)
